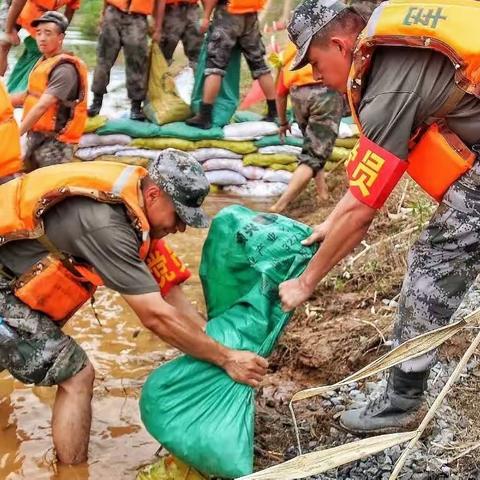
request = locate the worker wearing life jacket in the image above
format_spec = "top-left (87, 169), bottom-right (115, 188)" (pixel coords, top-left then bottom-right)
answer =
top-left (9, 11), bottom-right (87, 171)
top-left (186, 0), bottom-right (278, 129)
top-left (152, 0), bottom-right (202, 69)
top-left (281, 0), bottom-right (480, 435)
top-left (0, 0), bottom-right (80, 79)
top-left (87, 0), bottom-right (156, 120)
top-left (0, 151), bottom-right (268, 465)
top-left (269, 41), bottom-right (344, 214)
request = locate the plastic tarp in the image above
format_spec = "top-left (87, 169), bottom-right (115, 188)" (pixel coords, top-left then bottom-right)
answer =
top-left (7, 36), bottom-right (41, 94)
top-left (140, 206), bottom-right (316, 478)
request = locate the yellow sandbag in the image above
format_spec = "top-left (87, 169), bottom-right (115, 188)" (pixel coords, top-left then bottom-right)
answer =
top-left (131, 137), bottom-right (197, 151)
top-left (84, 115), bottom-right (108, 133)
top-left (243, 153), bottom-right (298, 167)
top-left (329, 146), bottom-right (351, 162)
top-left (210, 184), bottom-right (222, 194)
top-left (335, 137), bottom-right (358, 149)
top-left (144, 44), bottom-right (191, 125)
top-left (137, 455), bottom-right (207, 480)
top-left (270, 162), bottom-right (297, 172)
top-left (90, 155), bottom-right (150, 167)
top-left (195, 139), bottom-right (257, 154)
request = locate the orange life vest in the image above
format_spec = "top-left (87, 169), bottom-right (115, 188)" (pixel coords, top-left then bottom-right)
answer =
top-left (23, 53), bottom-right (88, 144)
top-left (281, 42), bottom-right (319, 90)
top-left (227, 0), bottom-right (266, 15)
top-left (347, 0), bottom-right (480, 201)
top-left (107, 0), bottom-right (155, 15)
top-left (165, 0), bottom-right (198, 4)
top-left (17, 0), bottom-right (72, 37)
top-left (0, 162), bottom-right (191, 321)
top-left (0, 80), bottom-right (22, 179)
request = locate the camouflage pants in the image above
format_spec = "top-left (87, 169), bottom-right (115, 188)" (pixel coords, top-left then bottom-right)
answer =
top-left (91, 5), bottom-right (148, 101)
top-left (25, 132), bottom-right (74, 170)
top-left (160, 3), bottom-right (202, 68)
top-left (0, 285), bottom-right (88, 386)
top-left (394, 159), bottom-right (480, 373)
top-left (290, 84), bottom-right (344, 174)
top-left (205, 5), bottom-right (270, 79)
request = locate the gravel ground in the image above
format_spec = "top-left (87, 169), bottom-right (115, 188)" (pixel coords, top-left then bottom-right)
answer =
top-left (287, 283), bottom-right (480, 480)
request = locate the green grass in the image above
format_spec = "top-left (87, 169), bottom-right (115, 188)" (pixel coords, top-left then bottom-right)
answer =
top-left (75, 0), bottom-right (103, 39)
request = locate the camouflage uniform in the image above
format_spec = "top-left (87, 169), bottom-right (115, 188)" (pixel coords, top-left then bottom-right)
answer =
top-left (394, 158), bottom-right (480, 372)
top-left (0, 281), bottom-right (88, 386)
top-left (290, 85), bottom-right (344, 174)
top-left (24, 132), bottom-right (74, 170)
top-left (205, 4), bottom-right (270, 79)
top-left (160, 2), bottom-right (202, 69)
top-left (0, 0), bottom-right (11, 34)
top-left (91, 4), bottom-right (148, 101)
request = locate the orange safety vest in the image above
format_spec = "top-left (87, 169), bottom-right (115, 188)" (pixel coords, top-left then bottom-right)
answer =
top-left (0, 162), bottom-right (191, 322)
top-left (23, 53), bottom-right (88, 144)
top-left (0, 80), bottom-right (22, 179)
top-left (17, 0), bottom-right (71, 37)
top-left (107, 0), bottom-right (155, 15)
top-left (165, 0), bottom-right (198, 4)
top-left (227, 0), bottom-right (266, 15)
top-left (281, 42), bottom-right (319, 90)
top-left (347, 0), bottom-right (480, 201)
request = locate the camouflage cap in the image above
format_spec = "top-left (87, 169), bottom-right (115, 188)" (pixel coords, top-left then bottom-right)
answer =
top-left (148, 149), bottom-right (210, 228)
top-left (31, 11), bottom-right (69, 33)
top-left (288, 0), bottom-right (347, 71)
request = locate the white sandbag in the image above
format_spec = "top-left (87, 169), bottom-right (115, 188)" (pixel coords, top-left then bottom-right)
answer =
top-left (205, 170), bottom-right (247, 186)
top-left (191, 148), bottom-right (243, 162)
top-left (116, 149), bottom-right (164, 160)
top-left (258, 145), bottom-right (302, 155)
top-left (203, 158), bottom-right (244, 173)
top-left (338, 120), bottom-right (360, 139)
top-left (174, 67), bottom-right (195, 105)
top-left (75, 145), bottom-right (131, 161)
top-left (79, 133), bottom-right (132, 147)
top-left (263, 168), bottom-right (293, 184)
top-left (289, 123), bottom-right (303, 138)
top-left (224, 180), bottom-right (287, 197)
top-left (240, 166), bottom-right (264, 180)
top-left (223, 121), bottom-right (278, 140)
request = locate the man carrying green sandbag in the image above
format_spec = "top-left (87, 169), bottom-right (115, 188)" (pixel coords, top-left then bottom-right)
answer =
top-left (186, 0), bottom-right (278, 129)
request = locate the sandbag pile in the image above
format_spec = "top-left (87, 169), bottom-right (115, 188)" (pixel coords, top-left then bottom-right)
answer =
top-left (75, 115), bottom-right (358, 197)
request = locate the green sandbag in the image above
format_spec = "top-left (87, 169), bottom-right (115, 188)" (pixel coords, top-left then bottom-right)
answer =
top-left (7, 36), bottom-right (41, 93)
top-left (140, 205), bottom-right (316, 478)
top-left (155, 122), bottom-right (224, 141)
top-left (144, 44), bottom-right (192, 125)
top-left (232, 110), bottom-right (263, 123)
top-left (243, 153), bottom-right (298, 167)
top-left (194, 139), bottom-right (257, 154)
top-left (255, 134), bottom-right (304, 148)
top-left (97, 118), bottom-right (163, 138)
top-left (191, 38), bottom-right (241, 127)
top-left (131, 137), bottom-right (197, 151)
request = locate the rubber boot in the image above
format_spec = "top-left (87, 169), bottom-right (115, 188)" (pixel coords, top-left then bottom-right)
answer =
top-left (130, 100), bottom-right (146, 121)
top-left (87, 94), bottom-right (103, 117)
top-left (186, 102), bottom-right (213, 130)
top-left (339, 367), bottom-right (429, 435)
top-left (262, 99), bottom-right (278, 123)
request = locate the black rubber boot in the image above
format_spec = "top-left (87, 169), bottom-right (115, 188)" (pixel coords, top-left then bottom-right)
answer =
top-left (87, 94), bottom-right (103, 117)
top-left (339, 367), bottom-right (429, 435)
top-left (262, 99), bottom-right (278, 123)
top-left (186, 102), bottom-right (213, 130)
top-left (130, 100), bottom-right (146, 121)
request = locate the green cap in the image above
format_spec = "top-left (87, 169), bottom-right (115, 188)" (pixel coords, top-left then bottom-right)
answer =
top-left (148, 149), bottom-right (210, 228)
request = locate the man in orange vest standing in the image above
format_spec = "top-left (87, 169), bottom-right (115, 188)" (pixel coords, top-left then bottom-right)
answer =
top-left (186, 0), bottom-right (277, 129)
top-left (279, 0), bottom-right (480, 435)
top-left (269, 41), bottom-right (344, 213)
top-left (152, 0), bottom-right (203, 69)
top-left (9, 11), bottom-right (87, 171)
top-left (87, 0), bottom-right (158, 121)
top-left (0, 152), bottom-right (268, 464)
top-left (0, 0), bottom-right (80, 82)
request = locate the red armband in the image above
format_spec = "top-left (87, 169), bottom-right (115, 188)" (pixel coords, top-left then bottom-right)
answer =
top-left (345, 136), bottom-right (407, 209)
top-left (146, 239), bottom-right (191, 297)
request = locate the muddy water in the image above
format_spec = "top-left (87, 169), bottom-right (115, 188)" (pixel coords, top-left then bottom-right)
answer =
top-left (0, 196), bottom-right (272, 479)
